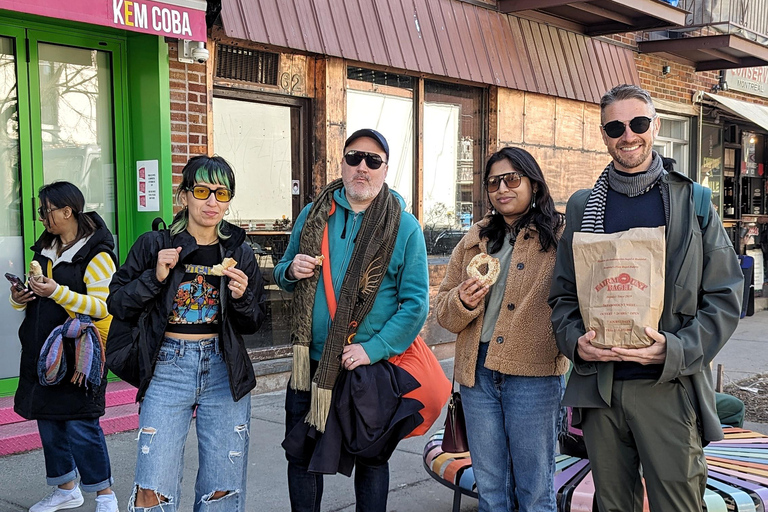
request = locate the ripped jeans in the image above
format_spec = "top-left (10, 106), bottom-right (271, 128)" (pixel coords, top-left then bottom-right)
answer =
top-left (129, 337), bottom-right (251, 512)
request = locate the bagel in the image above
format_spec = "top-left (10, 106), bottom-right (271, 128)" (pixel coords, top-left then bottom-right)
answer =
top-left (467, 253), bottom-right (501, 286)
top-left (29, 261), bottom-right (43, 281)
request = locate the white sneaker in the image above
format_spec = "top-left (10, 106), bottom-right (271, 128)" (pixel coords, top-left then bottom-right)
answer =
top-left (95, 492), bottom-right (119, 512)
top-left (29, 486), bottom-right (84, 512)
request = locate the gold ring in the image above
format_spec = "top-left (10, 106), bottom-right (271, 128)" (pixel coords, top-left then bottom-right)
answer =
top-left (350, 357), bottom-right (355, 363)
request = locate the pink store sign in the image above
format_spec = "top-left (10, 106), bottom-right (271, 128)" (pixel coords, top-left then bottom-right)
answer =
top-left (0, 0), bottom-right (207, 42)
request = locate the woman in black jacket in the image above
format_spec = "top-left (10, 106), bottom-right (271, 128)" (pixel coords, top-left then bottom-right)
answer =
top-left (107, 155), bottom-right (266, 511)
top-left (10, 181), bottom-right (119, 512)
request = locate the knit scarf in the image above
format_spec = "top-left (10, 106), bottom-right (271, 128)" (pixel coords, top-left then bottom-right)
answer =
top-left (290, 178), bottom-right (402, 431)
top-left (581, 152), bottom-right (669, 233)
top-left (38, 314), bottom-right (105, 388)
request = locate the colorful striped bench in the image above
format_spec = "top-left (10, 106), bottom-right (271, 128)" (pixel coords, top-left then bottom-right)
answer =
top-left (423, 427), bottom-right (768, 511)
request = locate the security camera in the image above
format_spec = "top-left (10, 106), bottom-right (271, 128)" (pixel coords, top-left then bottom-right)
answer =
top-left (178, 40), bottom-right (209, 64)
top-left (192, 43), bottom-right (209, 64)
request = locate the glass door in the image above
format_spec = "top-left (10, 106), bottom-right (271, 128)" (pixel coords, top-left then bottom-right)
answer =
top-left (27, 35), bottom-right (120, 241)
top-left (0, 26), bottom-right (122, 386)
top-left (0, 28), bottom-right (28, 380)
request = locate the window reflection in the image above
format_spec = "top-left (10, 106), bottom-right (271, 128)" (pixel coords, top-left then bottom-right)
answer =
top-left (37, 43), bottom-right (116, 237)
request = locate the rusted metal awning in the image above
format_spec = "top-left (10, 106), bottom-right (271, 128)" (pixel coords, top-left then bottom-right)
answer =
top-left (638, 34), bottom-right (768, 72)
top-left (497, 0), bottom-right (687, 36)
top-left (219, 0), bottom-right (641, 104)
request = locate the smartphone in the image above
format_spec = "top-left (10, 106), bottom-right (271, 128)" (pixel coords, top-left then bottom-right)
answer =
top-left (4, 273), bottom-right (28, 293)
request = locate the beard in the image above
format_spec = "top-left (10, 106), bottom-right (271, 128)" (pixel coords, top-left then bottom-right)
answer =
top-left (344, 174), bottom-right (380, 203)
top-left (610, 140), bottom-right (654, 171)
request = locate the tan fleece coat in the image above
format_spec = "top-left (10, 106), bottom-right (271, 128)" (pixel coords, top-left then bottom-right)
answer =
top-left (435, 218), bottom-right (569, 387)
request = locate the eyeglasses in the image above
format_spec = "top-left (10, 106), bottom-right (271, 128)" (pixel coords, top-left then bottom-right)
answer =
top-left (486, 172), bottom-right (523, 193)
top-left (344, 150), bottom-right (386, 170)
top-left (37, 206), bottom-right (60, 218)
top-left (190, 185), bottom-right (233, 202)
top-left (601, 115), bottom-right (657, 139)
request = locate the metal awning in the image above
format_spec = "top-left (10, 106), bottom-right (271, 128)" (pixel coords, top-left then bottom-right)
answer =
top-left (638, 34), bottom-right (768, 71)
top-left (497, 0), bottom-right (687, 36)
top-left (698, 92), bottom-right (768, 132)
top-left (219, 0), bottom-right (641, 104)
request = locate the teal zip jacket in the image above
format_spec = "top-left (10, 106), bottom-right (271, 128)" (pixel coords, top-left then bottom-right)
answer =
top-left (273, 187), bottom-right (429, 363)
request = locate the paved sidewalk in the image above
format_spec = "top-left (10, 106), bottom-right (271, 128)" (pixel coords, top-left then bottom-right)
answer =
top-left (1, 311), bottom-right (767, 512)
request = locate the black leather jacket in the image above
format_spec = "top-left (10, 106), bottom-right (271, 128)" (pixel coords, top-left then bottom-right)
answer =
top-left (107, 221), bottom-right (265, 402)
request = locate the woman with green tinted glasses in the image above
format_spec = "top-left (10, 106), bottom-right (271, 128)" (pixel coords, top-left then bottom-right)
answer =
top-left (107, 155), bottom-right (266, 511)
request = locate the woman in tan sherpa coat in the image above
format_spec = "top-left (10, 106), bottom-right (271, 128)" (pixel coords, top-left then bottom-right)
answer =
top-left (435, 147), bottom-right (569, 512)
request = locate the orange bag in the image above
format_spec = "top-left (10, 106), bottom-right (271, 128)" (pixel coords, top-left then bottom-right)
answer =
top-left (388, 335), bottom-right (451, 438)
top-left (321, 203), bottom-right (450, 438)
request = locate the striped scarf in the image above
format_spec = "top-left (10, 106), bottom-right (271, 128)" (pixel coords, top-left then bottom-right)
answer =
top-left (581, 152), bottom-right (669, 233)
top-left (290, 179), bottom-right (402, 432)
top-left (38, 314), bottom-right (105, 388)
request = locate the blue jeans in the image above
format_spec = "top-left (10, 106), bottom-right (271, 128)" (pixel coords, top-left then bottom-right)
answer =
top-left (37, 418), bottom-right (113, 492)
top-left (128, 337), bottom-right (251, 512)
top-left (285, 382), bottom-right (390, 512)
top-left (460, 342), bottom-right (565, 512)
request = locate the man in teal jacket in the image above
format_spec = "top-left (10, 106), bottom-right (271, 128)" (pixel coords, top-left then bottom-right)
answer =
top-left (549, 85), bottom-right (743, 512)
top-left (273, 128), bottom-right (429, 512)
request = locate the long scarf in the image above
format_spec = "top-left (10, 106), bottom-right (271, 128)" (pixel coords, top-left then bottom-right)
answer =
top-left (38, 314), bottom-right (105, 388)
top-left (581, 152), bottom-right (669, 233)
top-left (290, 178), bottom-right (401, 431)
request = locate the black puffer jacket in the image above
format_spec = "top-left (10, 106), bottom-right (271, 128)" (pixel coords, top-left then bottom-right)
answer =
top-left (107, 221), bottom-right (266, 402)
top-left (14, 212), bottom-right (116, 420)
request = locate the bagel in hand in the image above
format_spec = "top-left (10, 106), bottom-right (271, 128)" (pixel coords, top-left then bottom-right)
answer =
top-left (467, 253), bottom-right (501, 287)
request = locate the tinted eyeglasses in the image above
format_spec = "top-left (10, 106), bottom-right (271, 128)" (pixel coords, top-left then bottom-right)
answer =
top-left (486, 172), bottom-right (523, 193)
top-left (344, 150), bottom-right (386, 170)
top-left (191, 185), bottom-right (233, 202)
top-left (601, 115), bottom-right (657, 139)
top-left (37, 206), bottom-right (61, 218)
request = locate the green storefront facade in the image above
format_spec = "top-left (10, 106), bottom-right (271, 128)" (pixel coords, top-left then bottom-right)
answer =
top-left (0, 0), bottom-right (206, 395)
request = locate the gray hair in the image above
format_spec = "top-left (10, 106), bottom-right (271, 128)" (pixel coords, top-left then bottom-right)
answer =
top-left (600, 84), bottom-right (656, 119)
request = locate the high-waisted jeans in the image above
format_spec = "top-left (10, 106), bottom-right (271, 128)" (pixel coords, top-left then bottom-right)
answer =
top-left (128, 337), bottom-right (251, 512)
top-left (460, 342), bottom-right (565, 512)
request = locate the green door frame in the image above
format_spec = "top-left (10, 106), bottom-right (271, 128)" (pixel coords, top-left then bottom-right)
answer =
top-left (0, 14), bottom-right (174, 396)
top-left (25, 30), bottom-right (128, 247)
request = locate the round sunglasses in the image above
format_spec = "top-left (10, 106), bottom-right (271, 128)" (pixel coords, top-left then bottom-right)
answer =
top-left (486, 171), bottom-right (523, 193)
top-left (344, 150), bottom-right (386, 170)
top-left (601, 115), bottom-right (657, 139)
top-left (190, 185), bottom-right (233, 202)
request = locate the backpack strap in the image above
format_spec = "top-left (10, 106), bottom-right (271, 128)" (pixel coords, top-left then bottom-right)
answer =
top-left (691, 182), bottom-right (712, 230)
top-left (152, 217), bottom-right (171, 249)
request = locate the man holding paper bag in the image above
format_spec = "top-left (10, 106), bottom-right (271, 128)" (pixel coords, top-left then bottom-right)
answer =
top-left (549, 84), bottom-right (743, 512)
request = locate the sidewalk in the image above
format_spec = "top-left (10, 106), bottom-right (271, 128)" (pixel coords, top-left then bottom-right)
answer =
top-left (1, 312), bottom-right (767, 512)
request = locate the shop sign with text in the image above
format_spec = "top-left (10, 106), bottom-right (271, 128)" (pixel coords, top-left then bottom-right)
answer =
top-left (726, 68), bottom-right (768, 100)
top-left (0, 0), bottom-right (207, 42)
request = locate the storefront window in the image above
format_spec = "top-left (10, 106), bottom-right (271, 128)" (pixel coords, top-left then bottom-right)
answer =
top-left (423, 81), bottom-right (484, 256)
top-left (346, 67), bottom-right (414, 211)
top-left (700, 124), bottom-right (723, 216)
top-left (0, 36), bottom-right (25, 380)
top-left (212, 92), bottom-right (310, 351)
top-left (37, 43), bottom-right (116, 235)
top-left (653, 114), bottom-right (690, 176)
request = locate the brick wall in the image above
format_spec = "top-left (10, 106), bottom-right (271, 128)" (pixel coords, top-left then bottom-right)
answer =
top-left (168, 42), bottom-right (209, 203)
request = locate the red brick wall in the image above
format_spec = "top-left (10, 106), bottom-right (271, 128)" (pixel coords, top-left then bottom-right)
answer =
top-left (168, 42), bottom-right (209, 203)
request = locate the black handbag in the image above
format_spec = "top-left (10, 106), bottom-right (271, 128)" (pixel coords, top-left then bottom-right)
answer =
top-left (442, 378), bottom-right (469, 453)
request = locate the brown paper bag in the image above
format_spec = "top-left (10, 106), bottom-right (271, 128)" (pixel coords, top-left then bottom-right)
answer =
top-left (573, 227), bottom-right (665, 349)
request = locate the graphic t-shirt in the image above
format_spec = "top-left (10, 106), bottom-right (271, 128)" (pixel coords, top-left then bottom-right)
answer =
top-left (167, 244), bottom-right (221, 334)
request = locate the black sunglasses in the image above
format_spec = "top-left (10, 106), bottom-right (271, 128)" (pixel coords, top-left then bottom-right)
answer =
top-left (190, 185), bottom-right (233, 202)
top-left (486, 172), bottom-right (523, 193)
top-left (601, 115), bottom-right (657, 139)
top-left (344, 150), bottom-right (386, 170)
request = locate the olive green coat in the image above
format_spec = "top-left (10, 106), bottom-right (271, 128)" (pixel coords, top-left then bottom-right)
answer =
top-left (549, 171), bottom-right (743, 443)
